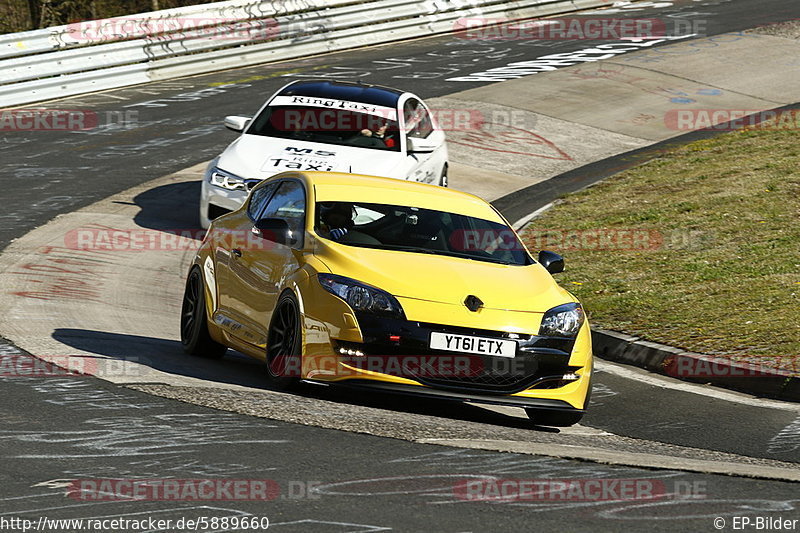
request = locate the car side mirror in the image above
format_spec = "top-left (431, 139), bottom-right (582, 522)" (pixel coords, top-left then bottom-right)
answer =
top-left (406, 137), bottom-right (436, 154)
top-left (252, 218), bottom-right (296, 246)
top-left (538, 250), bottom-right (564, 274)
top-left (224, 116), bottom-right (251, 132)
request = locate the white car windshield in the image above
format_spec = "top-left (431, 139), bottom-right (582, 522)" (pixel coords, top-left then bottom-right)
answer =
top-left (315, 202), bottom-right (533, 266)
top-left (248, 106), bottom-right (401, 152)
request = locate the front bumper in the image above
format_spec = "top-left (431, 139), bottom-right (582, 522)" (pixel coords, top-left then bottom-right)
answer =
top-left (199, 179), bottom-right (254, 228)
top-left (303, 310), bottom-right (592, 410)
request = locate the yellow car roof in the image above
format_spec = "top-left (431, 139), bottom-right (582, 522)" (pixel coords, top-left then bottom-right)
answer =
top-left (302, 172), bottom-right (505, 222)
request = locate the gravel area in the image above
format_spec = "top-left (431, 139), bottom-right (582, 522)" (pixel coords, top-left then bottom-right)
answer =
top-left (748, 20), bottom-right (800, 39)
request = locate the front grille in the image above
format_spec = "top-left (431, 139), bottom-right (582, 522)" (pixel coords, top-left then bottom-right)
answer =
top-left (416, 356), bottom-right (576, 394)
top-left (420, 371), bottom-right (539, 394)
top-left (338, 319), bottom-right (579, 395)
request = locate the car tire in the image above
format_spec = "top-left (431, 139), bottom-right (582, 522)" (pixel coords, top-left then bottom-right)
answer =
top-left (524, 408), bottom-right (584, 427)
top-left (180, 266), bottom-right (227, 358)
top-left (439, 165), bottom-right (448, 187)
top-left (265, 291), bottom-right (302, 390)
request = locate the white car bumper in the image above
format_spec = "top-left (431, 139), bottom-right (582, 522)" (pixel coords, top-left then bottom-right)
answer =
top-left (200, 179), bottom-right (249, 229)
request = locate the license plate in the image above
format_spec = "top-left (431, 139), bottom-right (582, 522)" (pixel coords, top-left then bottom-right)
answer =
top-left (429, 332), bottom-right (516, 358)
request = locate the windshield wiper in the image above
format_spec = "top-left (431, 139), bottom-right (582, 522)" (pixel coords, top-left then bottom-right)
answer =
top-left (356, 244), bottom-right (520, 265)
top-left (351, 244), bottom-right (443, 256)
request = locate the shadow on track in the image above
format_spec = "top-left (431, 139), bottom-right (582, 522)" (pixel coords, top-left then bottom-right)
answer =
top-left (52, 328), bottom-right (556, 433)
top-left (129, 180), bottom-right (204, 232)
top-left (52, 328), bottom-right (267, 388)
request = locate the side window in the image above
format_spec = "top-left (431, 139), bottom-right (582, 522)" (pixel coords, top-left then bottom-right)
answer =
top-left (247, 182), bottom-right (278, 221)
top-left (403, 99), bottom-right (433, 139)
top-left (261, 181), bottom-right (306, 248)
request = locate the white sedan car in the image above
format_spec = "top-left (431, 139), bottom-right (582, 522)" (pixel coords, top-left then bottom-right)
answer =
top-left (200, 80), bottom-right (449, 228)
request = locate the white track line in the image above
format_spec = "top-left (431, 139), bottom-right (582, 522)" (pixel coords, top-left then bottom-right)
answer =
top-left (596, 360), bottom-right (800, 413)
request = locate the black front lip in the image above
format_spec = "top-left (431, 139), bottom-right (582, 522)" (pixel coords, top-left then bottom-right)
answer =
top-left (308, 379), bottom-right (584, 412)
top-left (334, 314), bottom-right (581, 395)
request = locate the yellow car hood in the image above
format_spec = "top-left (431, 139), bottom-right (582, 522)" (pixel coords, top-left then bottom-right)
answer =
top-left (315, 241), bottom-right (573, 313)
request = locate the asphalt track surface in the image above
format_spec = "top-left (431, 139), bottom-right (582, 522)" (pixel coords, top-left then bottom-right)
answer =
top-left (2, 0), bottom-right (800, 530)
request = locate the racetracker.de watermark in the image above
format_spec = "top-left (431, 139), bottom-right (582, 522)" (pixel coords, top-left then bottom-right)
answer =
top-left (0, 110), bottom-right (98, 131)
top-left (0, 354), bottom-right (147, 378)
top-left (461, 228), bottom-right (711, 252)
top-left (0, 109), bottom-right (139, 131)
top-left (66, 17), bottom-right (279, 42)
top-left (665, 109), bottom-right (800, 131)
top-left (68, 479), bottom-right (320, 501)
top-left (453, 17), bottom-right (706, 40)
top-left (453, 478), bottom-right (673, 502)
top-left (277, 354), bottom-right (536, 379)
top-left (463, 228), bottom-right (659, 252)
top-left (63, 227), bottom-right (291, 252)
top-left (267, 107), bottom-right (486, 132)
top-left (663, 354), bottom-right (799, 378)
top-left (65, 228), bottom-right (206, 252)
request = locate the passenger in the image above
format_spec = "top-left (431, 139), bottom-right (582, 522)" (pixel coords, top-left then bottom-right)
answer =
top-left (357, 123), bottom-right (395, 148)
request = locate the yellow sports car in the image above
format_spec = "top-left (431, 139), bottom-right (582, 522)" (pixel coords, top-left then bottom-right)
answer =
top-left (181, 171), bottom-right (592, 426)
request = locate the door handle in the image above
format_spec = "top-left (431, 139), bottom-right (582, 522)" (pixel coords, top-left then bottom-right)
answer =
top-left (231, 248), bottom-right (242, 258)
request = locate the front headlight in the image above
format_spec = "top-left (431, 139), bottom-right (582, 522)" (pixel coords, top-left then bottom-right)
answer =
top-left (208, 167), bottom-right (247, 191)
top-left (539, 303), bottom-right (585, 337)
top-left (318, 274), bottom-right (405, 319)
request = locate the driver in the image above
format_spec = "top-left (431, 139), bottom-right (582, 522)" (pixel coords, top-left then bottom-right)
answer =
top-left (318, 202), bottom-right (355, 241)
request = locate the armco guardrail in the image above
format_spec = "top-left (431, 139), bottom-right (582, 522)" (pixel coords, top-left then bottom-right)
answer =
top-left (0, 0), bottom-right (614, 107)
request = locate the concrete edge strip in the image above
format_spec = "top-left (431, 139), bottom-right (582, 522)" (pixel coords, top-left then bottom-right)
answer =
top-left (592, 330), bottom-right (800, 403)
top-left (416, 439), bottom-right (800, 482)
top-left (503, 102), bottom-right (800, 404)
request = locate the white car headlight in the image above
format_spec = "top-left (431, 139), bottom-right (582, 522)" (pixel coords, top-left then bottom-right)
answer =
top-left (208, 167), bottom-right (247, 191)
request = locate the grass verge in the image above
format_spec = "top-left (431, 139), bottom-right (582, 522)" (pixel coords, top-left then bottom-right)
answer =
top-left (519, 123), bottom-right (800, 374)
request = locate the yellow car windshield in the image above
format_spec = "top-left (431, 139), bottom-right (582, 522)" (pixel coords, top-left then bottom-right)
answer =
top-left (315, 201), bottom-right (533, 266)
